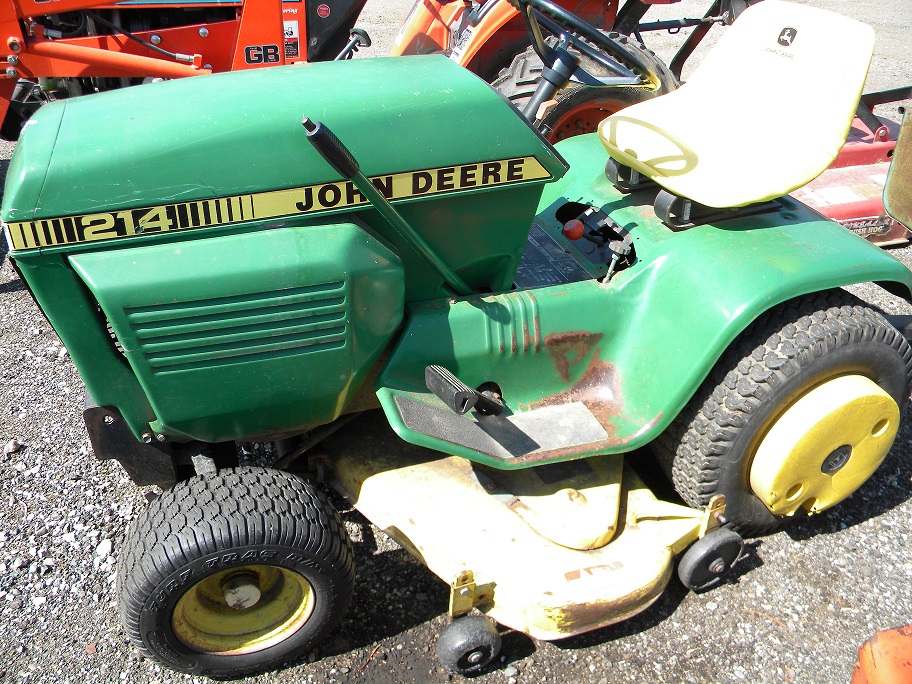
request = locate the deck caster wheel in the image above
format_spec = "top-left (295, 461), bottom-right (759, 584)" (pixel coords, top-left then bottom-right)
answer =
top-left (678, 528), bottom-right (744, 591)
top-left (436, 616), bottom-right (501, 674)
top-left (116, 467), bottom-right (354, 678)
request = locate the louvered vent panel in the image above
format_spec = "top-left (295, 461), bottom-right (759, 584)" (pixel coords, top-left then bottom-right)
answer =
top-left (124, 282), bottom-right (347, 373)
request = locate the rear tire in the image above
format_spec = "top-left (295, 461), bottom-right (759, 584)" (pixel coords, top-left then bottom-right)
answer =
top-left (492, 35), bottom-right (678, 142)
top-left (655, 291), bottom-right (912, 536)
top-left (117, 467), bottom-right (354, 677)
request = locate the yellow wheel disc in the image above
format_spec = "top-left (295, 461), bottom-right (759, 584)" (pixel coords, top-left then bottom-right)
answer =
top-left (749, 374), bottom-right (899, 517)
top-left (172, 564), bottom-right (315, 655)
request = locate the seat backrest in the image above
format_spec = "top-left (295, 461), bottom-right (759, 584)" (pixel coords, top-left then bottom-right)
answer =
top-left (597, 0), bottom-right (875, 208)
top-left (684, 0), bottom-right (874, 154)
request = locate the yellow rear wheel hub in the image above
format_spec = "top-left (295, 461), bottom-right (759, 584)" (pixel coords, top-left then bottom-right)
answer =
top-left (172, 564), bottom-right (315, 655)
top-left (749, 374), bottom-right (899, 517)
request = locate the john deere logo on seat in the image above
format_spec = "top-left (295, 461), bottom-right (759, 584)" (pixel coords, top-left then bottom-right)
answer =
top-left (778, 28), bottom-right (797, 46)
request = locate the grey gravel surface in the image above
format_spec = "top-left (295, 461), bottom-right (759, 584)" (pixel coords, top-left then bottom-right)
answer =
top-left (2, 1), bottom-right (912, 683)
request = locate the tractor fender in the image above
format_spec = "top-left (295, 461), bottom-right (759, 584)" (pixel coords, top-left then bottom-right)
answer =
top-left (542, 135), bottom-right (912, 461)
top-left (376, 137), bottom-right (912, 469)
top-left (588, 199), bottom-right (912, 452)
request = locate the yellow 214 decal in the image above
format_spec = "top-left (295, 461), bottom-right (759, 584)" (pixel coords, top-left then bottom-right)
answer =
top-left (3, 156), bottom-right (550, 251)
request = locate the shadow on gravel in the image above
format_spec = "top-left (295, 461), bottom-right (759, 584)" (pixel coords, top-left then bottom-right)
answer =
top-left (0, 272), bottom-right (24, 294)
top-left (496, 630), bottom-right (537, 667)
top-left (316, 506), bottom-right (451, 657)
top-left (785, 446), bottom-right (912, 543)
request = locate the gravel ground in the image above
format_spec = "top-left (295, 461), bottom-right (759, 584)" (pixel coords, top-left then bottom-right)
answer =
top-left (2, 2), bottom-right (912, 683)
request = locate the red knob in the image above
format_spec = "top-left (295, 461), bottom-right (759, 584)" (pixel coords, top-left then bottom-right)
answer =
top-left (563, 219), bottom-right (584, 240)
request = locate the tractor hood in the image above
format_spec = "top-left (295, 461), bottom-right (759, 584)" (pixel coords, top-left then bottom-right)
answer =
top-left (2, 55), bottom-right (567, 245)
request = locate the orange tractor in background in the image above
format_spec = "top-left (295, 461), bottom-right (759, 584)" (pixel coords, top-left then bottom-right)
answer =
top-left (393, 0), bottom-right (694, 141)
top-left (392, 0), bottom-right (687, 81)
top-left (0, 0), bottom-right (717, 141)
top-left (0, 0), bottom-right (371, 138)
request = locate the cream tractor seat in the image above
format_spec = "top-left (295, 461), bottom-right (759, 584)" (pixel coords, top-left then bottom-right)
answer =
top-left (598, 0), bottom-right (875, 209)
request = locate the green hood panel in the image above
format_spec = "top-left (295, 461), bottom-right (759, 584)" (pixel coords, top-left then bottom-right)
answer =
top-left (2, 103), bottom-right (65, 223)
top-left (4, 55), bottom-right (567, 302)
top-left (3, 55), bottom-right (566, 223)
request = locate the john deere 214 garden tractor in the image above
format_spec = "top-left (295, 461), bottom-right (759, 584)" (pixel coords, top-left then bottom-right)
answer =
top-left (3, 0), bottom-right (912, 677)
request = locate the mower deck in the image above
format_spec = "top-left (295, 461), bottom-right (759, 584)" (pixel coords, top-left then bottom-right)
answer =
top-left (321, 412), bottom-right (709, 641)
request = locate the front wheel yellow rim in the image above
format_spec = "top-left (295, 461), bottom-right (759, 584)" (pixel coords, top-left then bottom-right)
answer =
top-left (172, 564), bottom-right (315, 655)
top-left (749, 374), bottom-right (899, 517)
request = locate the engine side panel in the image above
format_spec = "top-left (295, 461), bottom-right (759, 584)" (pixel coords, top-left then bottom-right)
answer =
top-left (69, 223), bottom-right (404, 442)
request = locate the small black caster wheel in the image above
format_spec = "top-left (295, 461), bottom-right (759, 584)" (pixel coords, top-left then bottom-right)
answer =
top-left (436, 615), bottom-right (501, 674)
top-left (678, 527), bottom-right (744, 591)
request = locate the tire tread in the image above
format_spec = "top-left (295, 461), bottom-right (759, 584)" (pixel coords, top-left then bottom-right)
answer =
top-left (116, 467), bottom-right (354, 676)
top-left (491, 34), bottom-right (678, 137)
top-left (654, 290), bottom-right (912, 536)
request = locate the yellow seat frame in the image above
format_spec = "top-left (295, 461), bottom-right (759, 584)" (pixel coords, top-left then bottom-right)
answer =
top-left (598, 0), bottom-right (874, 208)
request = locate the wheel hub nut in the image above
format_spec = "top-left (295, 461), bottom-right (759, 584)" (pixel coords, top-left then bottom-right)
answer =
top-left (821, 444), bottom-right (852, 474)
top-left (222, 572), bottom-right (262, 609)
top-left (708, 558), bottom-right (727, 575)
top-left (466, 650), bottom-right (485, 665)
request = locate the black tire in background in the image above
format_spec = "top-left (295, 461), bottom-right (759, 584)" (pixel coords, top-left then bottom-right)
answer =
top-left (492, 34), bottom-right (678, 142)
top-left (655, 290), bottom-right (912, 537)
top-left (116, 467), bottom-right (355, 677)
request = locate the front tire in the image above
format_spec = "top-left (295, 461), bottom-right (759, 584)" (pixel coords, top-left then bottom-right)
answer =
top-left (656, 291), bottom-right (912, 536)
top-left (492, 35), bottom-right (678, 142)
top-left (117, 467), bottom-right (354, 677)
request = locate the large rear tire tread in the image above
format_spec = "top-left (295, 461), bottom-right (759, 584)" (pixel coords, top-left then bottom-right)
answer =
top-left (654, 290), bottom-right (912, 537)
top-left (117, 467), bottom-right (355, 677)
top-left (492, 34), bottom-right (678, 141)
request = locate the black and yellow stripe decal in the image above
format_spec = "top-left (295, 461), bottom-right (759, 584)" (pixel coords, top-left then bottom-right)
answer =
top-left (3, 156), bottom-right (550, 251)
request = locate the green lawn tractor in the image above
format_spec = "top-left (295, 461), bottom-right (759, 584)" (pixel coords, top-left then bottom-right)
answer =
top-left (3, 0), bottom-right (912, 677)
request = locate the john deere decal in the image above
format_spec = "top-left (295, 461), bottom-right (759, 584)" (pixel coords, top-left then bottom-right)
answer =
top-left (4, 156), bottom-right (550, 251)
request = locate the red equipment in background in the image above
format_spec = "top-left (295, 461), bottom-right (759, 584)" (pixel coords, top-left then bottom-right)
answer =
top-left (793, 88), bottom-right (912, 246)
top-left (0, 0), bottom-right (369, 139)
top-left (852, 625), bottom-right (912, 684)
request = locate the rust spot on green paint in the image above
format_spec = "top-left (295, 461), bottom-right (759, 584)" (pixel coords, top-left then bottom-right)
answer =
top-left (544, 331), bottom-right (604, 382)
top-left (538, 353), bottom-right (623, 427)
